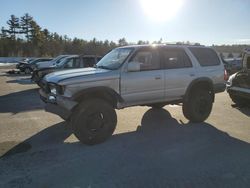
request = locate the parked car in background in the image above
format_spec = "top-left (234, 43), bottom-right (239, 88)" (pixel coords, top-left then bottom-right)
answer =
top-left (32, 55), bottom-right (102, 85)
top-left (227, 49), bottom-right (250, 106)
top-left (36, 55), bottom-right (70, 69)
top-left (223, 58), bottom-right (242, 75)
top-left (16, 58), bottom-right (53, 74)
top-left (15, 58), bottom-right (32, 64)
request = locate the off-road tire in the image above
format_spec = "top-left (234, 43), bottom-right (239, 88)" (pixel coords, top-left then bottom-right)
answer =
top-left (71, 98), bottom-right (117, 145)
top-left (229, 93), bottom-right (249, 107)
top-left (183, 89), bottom-right (213, 122)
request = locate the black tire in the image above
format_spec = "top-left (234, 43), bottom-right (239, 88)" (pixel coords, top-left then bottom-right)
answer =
top-left (71, 98), bottom-right (117, 145)
top-left (149, 103), bottom-right (165, 109)
top-left (182, 89), bottom-right (213, 122)
top-left (24, 67), bottom-right (32, 74)
top-left (229, 93), bottom-right (249, 107)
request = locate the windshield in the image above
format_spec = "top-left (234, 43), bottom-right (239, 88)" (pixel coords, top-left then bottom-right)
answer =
top-left (28, 59), bottom-right (38, 64)
top-left (54, 55), bottom-right (68, 64)
top-left (96, 48), bottom-right (133, 70)
top-left (57, 57), bottom-right (70, 67)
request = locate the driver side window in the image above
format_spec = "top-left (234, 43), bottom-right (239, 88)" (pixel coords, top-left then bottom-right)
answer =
top-left (65, 59), bottom-right (74, 68)
top-left (129, 50), bottom-right (160, 71)
top-left (65, 58), bottom-right (80, 68)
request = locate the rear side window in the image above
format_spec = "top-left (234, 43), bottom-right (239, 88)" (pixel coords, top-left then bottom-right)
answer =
top-left (189, 47), bottom-right (220, 66)
top-left (161, 48), bottom-right (192, 69)
top-left (83, 57), bottom-right (96, 67)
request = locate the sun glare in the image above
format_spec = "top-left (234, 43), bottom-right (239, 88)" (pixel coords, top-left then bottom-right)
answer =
top-left (140, 0), bottom-right (184, 22)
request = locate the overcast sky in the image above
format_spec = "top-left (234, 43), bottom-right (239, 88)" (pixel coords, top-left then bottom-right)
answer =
top-left (1, 0), bottom-right (250, 45)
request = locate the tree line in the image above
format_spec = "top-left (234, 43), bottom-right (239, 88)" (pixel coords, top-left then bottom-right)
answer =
top-left (0, 13), bottom-right (249, 58)
top-left (0, 13), bottom-right (138, 57)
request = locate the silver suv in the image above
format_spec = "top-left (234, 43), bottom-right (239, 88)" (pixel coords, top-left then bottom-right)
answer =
top-left (39, 44), bottom-right (226, 145)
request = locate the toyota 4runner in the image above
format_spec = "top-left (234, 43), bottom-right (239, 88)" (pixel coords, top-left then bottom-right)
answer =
top-left (39, 44), bottom-right (226, 145)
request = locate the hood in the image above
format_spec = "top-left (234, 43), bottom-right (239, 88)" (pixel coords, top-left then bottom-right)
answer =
top-left (19, 62), bottom-right (29, 65)
top-left (37, 61), bottom-right (54, 68)
top-left (37, 66), bottom-right (56, 72)
top-left (44, 67), bottom-right (110, 84)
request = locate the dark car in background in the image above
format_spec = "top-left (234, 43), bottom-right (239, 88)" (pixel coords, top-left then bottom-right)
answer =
top-left (223, 58), bottom-right (242, 75)
top-left (227, 49), bottom-right (250, 106)
top-left (16, 58), bottom-right (53, 74)
top-left (35, 55), bottom-right (71, 69)
top-left (32, 55), bottom-right (102, 85)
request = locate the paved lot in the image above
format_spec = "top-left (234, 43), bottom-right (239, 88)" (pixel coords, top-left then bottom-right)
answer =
top-left (0, 68), bottom-right (250, 188)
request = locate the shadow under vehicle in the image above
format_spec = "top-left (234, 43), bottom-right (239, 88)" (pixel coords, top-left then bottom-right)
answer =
top-left (1, 108), bottom-right (250, 187)
top-left (31, 55), bottom-right (102, 86)
top-left (227, 48), bottom-right (250, 106)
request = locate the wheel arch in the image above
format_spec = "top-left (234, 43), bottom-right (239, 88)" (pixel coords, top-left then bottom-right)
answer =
top-left (72, 86), bottom-right (123, 108)
top-left (185, 77), bottom-right (215, 102)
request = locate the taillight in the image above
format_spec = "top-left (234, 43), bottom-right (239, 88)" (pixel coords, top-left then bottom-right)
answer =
top-left (224, 69), bottom-right (229, 81)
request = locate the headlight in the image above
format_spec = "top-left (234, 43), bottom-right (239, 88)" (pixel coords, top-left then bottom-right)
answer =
top-left (48, 83), bottom-right (57, 95)
top-left (48, 83), bottom-right (64, 95)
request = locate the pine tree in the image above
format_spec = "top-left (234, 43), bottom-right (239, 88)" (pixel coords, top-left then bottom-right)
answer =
top-left (0, 27), bottom-right (8, 38)
top-left (20, 13), bottom-right (33, 41)
top-left (118, 38), bottom-right (128, 46)
top-left (6, 15), bottom-right (20, 39)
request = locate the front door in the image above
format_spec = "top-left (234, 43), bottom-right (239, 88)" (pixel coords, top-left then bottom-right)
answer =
top-left (121, 48), bottom-right (165, 105)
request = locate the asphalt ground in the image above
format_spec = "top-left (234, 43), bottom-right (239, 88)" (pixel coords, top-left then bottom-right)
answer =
top-left (0, 68), bottom-right (250, 188)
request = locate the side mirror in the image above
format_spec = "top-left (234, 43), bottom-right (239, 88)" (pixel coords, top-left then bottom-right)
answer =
top-left (127, 61), bottom-right (140, 72)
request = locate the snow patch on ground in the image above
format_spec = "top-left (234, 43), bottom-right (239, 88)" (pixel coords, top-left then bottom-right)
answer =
top-left (0, 63), bottom-right (17, 66)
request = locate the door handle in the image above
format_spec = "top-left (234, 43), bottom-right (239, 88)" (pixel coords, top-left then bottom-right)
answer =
top-left (189, 73), bottom-right (195, 77)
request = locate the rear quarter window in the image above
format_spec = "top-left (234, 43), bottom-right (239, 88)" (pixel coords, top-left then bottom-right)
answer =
top-left (188, 47), bottom-right (221, 66)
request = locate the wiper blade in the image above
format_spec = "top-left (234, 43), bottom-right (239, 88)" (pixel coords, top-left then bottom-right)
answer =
top-left (96, 65), bottom-right (113, 70)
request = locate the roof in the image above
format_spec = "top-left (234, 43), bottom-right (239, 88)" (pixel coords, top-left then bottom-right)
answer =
top-left (117, 43), bottom-right (206, 50)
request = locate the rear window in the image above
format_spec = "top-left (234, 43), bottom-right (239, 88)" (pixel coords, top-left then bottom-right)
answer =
top-left (188, 47), bottom-right (220, 66)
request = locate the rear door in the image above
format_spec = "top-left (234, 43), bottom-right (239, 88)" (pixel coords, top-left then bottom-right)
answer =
top-left (121, 47), bottom-right (165, 104)
top-left (188, 47), bottom-right (224, 85)
top-left (161, 47), bottom-right (195, 100)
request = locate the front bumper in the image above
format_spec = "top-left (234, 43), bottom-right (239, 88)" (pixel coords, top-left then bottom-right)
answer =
top-left (227, 86), bottom-right (250, 100)
top-left (39, 89), bottom-right (77, 120)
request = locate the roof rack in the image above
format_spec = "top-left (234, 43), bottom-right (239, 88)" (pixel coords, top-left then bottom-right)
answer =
top-left (165, 42), bottom-right (203, 46)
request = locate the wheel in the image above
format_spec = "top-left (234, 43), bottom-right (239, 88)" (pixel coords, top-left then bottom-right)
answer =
top-left (229, 93), bottom-right (249, 107)
top-left (24, 67), bottom-right (32, 74)
top-left (71, 98), bottom-right (117, 145)
top-left (149, 103), bottom-right (165, 109)
top-left (182, 89), bottom-right (213, 122)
